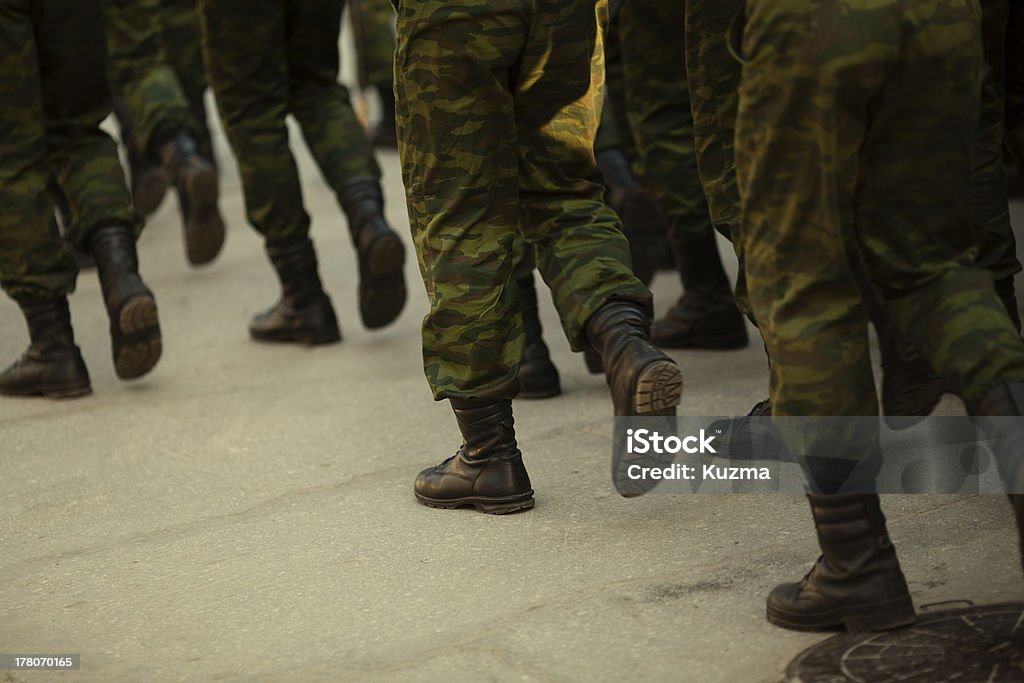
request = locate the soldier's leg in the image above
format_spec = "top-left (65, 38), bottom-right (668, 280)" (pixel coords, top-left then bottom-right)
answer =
top-left (974, 0), bottom-right (1020, 329)
top-left (43, 0), bottom-right (162, 381)
top-left (512, 238), bottom-right (561, 399)
top-left (200, 0), bottom-right (340, 345)
top-left (349, 0), bottom-right (396, 147)
top-left (286, 0), bottom-right (406, 330)
top-left (738, 0), bottom-right (917, 633)
top-left (621, 0), bottom-right (746, 350)
top-left (161, 0), bottom-right (215, 163)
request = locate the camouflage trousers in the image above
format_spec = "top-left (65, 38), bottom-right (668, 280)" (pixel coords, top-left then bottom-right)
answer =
top-left (0, 0), bottom-right (139, 302)
top-left (395, 0), bottom-right (651, 399)
top-left (736, 0), bottom-right (1024, 426)
top-left (619, 0), bottom-right (710, 244)
top-left (160, 0), bottom-right (214, 161)
top-left (974, 0), bottom-right (1020, 283)
top-left (105, 0), bottom-right (194, 157)
top-left (199, 0), bottom-right (380, 242)
top-left (349, 0), bottom-right (395, 90)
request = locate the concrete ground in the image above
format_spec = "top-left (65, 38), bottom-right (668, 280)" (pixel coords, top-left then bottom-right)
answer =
top-left (3, 99), bottom-right (1024, 682)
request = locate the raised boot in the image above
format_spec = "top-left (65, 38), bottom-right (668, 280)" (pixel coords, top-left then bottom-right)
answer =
top-left (414, 399), bottom-right (535, 514)
top-left (115, 100), bottom-right (169, 216)
top-left (160, 132), bottom-right (225, 266)
top-left (0, 298), bottom-right (91, 399)
top-left (585, 301), bottom-right (682, 417)
top-left (651, 229), bottom-right (748, 349)
top-left (767, 494), bottom-right (916, 632)
top-left (249, 237), bottom-right (341, 345)
top-left (516, 274), bottom-right (560, 399)
top-left (969, 381), bottom-right (1024, 572)
top-left (89, 226), bottom-right (162, 380)
top-left (337, 178), bottom-right (407, 329)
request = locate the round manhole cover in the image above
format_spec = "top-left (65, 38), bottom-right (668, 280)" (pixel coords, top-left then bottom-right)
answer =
top-left (786, 602), bottom-right (1024, 682)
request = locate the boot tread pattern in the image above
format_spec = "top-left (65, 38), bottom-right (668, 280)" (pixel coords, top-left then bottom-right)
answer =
top-left (115, 296), bottom-right (162, 380)
top-left (634, 360), bottom-right (683, 415)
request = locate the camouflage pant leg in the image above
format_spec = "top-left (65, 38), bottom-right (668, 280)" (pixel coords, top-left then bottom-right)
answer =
top-left (1005, 0), bottom-right (1024, 166)
top-left (349, 0), bottom-right (395, 90)
top-left (738, 0), bottom-right (1024, 422)
top-left (601, 18), bottom-right (634, 160)
top-left (974, 0), bottom-right (1018, 283)
top-left (683, 0), bottom-right (751, 317)
top-left (199, 0), bottom-right (309, 241)
top-left (284, 0), bottom-right (381, 193)
top-left (0, 0), bottom-right (76, 302)
top-left (104, 0), bottom-right (193, 156)
top-left (620, 0), bottom-right (711, 242)
top-left (396, 0), bottom-right (649, 399)
top-left (160, 0), bottom-right (214, 161)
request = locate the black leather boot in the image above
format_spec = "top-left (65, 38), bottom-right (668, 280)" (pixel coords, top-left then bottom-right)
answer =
top-left (596, 148), bottom-right (666, 287)
top-left (250, 237), bottom-right (341, 345)
top-left (767, 494), bottom-right (916, 632)
top-left (89, 226), bottom-right (162, 380)
top-left (115, 100), bottom-right (169, 216)
top-left (970, 380), bottom-right (1024, 572)
top-left (652, 229), bottom-right (748, 349)
top-left (516, 275), bottom-right (560, 399)
top-left (0, 298), bottom-right (91, 399)
top-left (585, 301), bottom-right (682, 417)
top-left (160, 132), bottom-right (225, 266)
top-left (414, 399), bottom-right (535, 514)
top-left (337, 178), bottom-right (407, 329)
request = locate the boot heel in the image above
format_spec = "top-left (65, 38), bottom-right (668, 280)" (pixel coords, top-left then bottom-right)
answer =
top-left (635, 360), bottom-right (683, 415)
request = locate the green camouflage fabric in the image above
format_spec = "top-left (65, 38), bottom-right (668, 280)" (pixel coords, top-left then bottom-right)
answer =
top-left (160, 0), bottom-right (215, 161)
top-left (199, 0), bottom-right (381, 243)
top-left (0, 0), bottom-right (140, 302)
top-left (104, 0), bottom-right (194, 155)
top-left (619, 0), bottom-right (711, 244)
top-left (349, 0), bottom-right (395, 90)
top-left (736, 0), bottom-right (1024, 434)
top-left (599, 21), bottom-right (634, 160)
top-left (395, 0), bottom-right (651, 399)
top-left (1004, 0), bottom-right (1024, 166)
top-left (683, 0), bottom-right (750, 317)
top-left (973, 0), bottom-right (1019, 283)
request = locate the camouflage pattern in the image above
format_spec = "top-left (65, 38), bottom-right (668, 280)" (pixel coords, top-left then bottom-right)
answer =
top-left (735, 0), bottom-right (1024, 438)
top-left (199, 0), bottom-right (381, 243)
top-left (395, 0), bottom-right (651, 399)
top-left (1004, 0), bottom-right (1024, 166)
top-left (349, 0), bottom-right (395, 90)
top-left (618, 0), bottom-right (711, 243)
top-left (0, 0), bottom-right (140, 302)
top-left (160, 0), bottom-right (215, 162)
top-left (104, 0), bottom-right (194, 155)
top-left (973, 0), bottom-right (1019, 283)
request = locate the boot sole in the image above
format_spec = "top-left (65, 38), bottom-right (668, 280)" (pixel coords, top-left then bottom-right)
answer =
top-left (360, 232), bottom-right (407, 330)
top-left (249, 328), bottom-right (342, 346)
top-left (766, 595), bottom-right (917, 633)
top-left (634, 360), bottom-right (683, 415)
top-left (415, 491), bottom-right (535, 515)
top-left (114, 296), bottom-right (163, 380)
top-left (0, 383), bottom-right (92, 400)
top-left (184, 167), bottom-right (226, 267)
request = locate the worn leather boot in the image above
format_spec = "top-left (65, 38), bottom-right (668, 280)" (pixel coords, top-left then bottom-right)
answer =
top-left (970, 380), bottom-right (1024, 572)
top-left (651, 229), bottom-right (748, 349)
top-left (516, 275), bottom-right (560, 399)
top-left (250, 237), bottom-right (341, 345)
top-left (160, 132), bottom-right (225, 266)
top-left (585, 301), bottom-right (682, 417)
top-left (337, 178), bottom-right (407, 329)
top-left (767, 494), bottom-right (916, 632)
top-left (89, 226), bottom-right (162, 380)
top-left (0, 298), bottom-right (91, 399)
top-left (414, 399), bottom-right (535, 514)
top-left (596, 148), bottom-right (666, 286)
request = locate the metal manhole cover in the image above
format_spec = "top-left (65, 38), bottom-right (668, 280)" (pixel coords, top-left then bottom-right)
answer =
top-left (786, 602), bottom-right (1024, 682)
